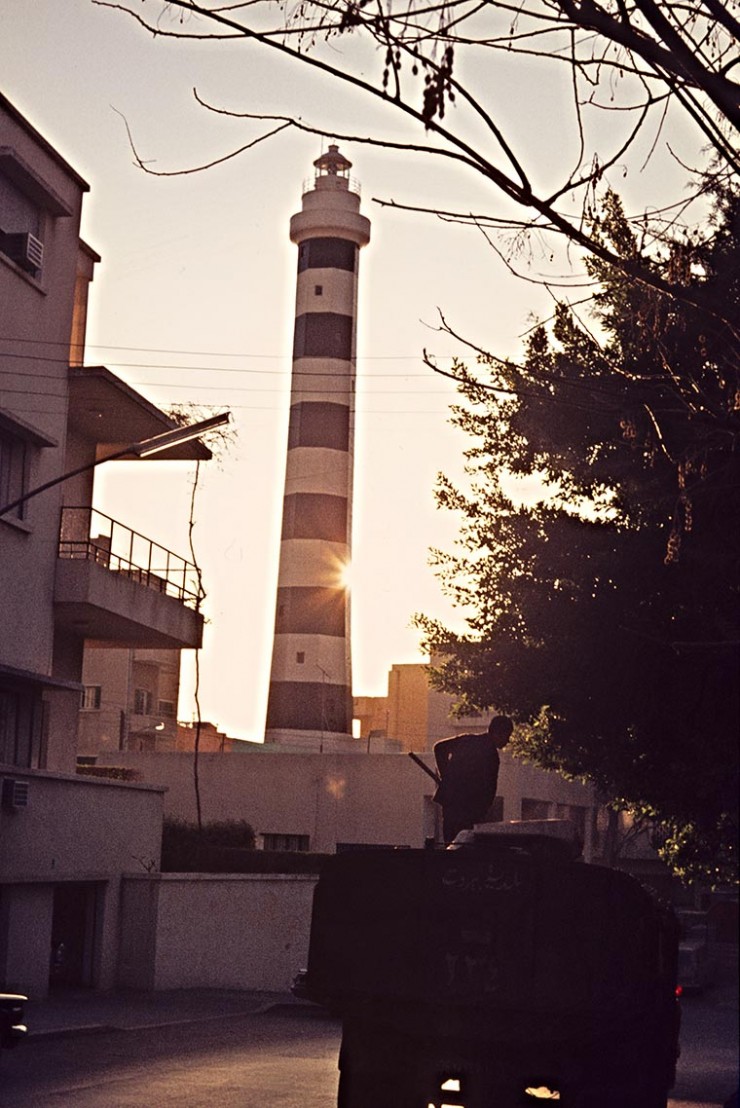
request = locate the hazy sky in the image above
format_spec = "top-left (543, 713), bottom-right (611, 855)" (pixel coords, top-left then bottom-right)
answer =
top-left (1, 1), bottom-right (703, 739)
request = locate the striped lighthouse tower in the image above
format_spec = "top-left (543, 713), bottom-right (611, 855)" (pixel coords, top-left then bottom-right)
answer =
top-left (265, 146), bottom-right (371, 747)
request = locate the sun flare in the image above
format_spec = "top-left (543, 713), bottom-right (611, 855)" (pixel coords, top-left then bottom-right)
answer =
top-left (336, 558), bottom-right (352, 591)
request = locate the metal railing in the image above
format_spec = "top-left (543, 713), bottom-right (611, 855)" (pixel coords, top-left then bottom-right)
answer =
top-left (58, 507), bottom-right (202, 609)
top-left (302, 173), bottom-right (361, 197)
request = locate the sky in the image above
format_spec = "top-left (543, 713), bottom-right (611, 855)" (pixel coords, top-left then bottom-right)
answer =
top-left (0, 1), bottom-right (704, 741)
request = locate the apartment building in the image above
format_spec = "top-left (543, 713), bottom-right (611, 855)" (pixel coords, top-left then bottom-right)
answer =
top-left (354, 660), bottom-right (490, 753)
top-left (0, 91), bottom-right (210, 997)
top-left (78, 647), bottom-right (182, 756)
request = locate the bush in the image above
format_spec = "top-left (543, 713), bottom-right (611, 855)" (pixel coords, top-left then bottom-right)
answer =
top-left (162, 817), bottom-right (256, 870)
top-left (76, 765), bottom-right (141, 782)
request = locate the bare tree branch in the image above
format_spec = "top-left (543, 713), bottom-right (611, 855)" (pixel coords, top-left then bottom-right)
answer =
top-left (96, 0), bottom-right (739, 319)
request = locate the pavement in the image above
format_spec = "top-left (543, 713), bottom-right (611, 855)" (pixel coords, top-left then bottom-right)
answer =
top-left (25, 988), bottom-right (310, 1040)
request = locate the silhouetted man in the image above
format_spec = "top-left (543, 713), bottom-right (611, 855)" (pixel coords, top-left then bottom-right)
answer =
top-left (433, 715), bottom-right (513, 843)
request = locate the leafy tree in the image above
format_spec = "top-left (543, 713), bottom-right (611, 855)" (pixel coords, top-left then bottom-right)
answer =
top-left (98, 0), bottom-right (739, 306)
top-left (416, 189), bottom-right (740, 886)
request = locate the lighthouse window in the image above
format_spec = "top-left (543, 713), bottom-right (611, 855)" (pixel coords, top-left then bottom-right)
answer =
top-left (315, 285), bottom-right (323, 296)
top-left (296, 652), bottom-right (305, 664)
top-left (298, 237), bottom-right (356, 273)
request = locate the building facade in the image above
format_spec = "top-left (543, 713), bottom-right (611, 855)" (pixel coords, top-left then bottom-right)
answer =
top-left (354, 660), bottom-right (491, 753)
top-left (0, 92), bottom-right (209, 997)
top-left (77, 647), bottom-right (181, 756)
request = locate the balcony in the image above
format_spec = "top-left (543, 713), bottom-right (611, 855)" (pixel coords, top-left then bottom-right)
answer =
top-left (54, 508), bottom-right (204, 649)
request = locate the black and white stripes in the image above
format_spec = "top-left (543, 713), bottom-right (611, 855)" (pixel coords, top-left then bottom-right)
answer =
top-left (265, 148), bottom-right (370, 745)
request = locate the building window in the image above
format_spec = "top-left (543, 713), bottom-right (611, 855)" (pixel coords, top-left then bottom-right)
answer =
top-left (0, 684), bottom-right (42, 767)
top-left (80, 685), bottom-right (101, 710)
top-left (262, 833), bottom-right (310, 852)
top-left (521, 797), bottom-right (551, 822)
top-left (0, 688), bottom-right (20, 764)
top-left (0, 429), bottom-right (29, 520)
top-left (0, 173), bottom-right (43, 277)
top-left (158, 699), bottom-right (176, 718)
top-left (133, 688), bottom-right (153, 716)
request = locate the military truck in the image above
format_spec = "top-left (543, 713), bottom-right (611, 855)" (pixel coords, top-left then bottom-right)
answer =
top-left (298, 821), bottom-right (680, 1108)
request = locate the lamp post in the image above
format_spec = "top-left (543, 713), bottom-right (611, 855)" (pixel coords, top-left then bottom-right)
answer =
top-left (0, 411), bottom-right (231, 519)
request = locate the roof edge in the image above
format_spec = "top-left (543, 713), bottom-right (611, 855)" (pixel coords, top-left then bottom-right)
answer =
top-left (0, 90), bottom-right (90, 192)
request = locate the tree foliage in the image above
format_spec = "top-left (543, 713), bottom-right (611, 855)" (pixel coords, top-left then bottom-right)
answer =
top-left (416, 188), bottom-right (740, 886)
top-left (98, 0), bottom-right (739, 304)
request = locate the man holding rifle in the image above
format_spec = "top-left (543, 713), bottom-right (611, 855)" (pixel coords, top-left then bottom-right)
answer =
top-left (410, 716), bottom-right (513, 844)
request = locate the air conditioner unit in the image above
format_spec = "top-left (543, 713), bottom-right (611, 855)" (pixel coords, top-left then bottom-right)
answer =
top-left (0, 231), bottom-right (44, 274)
top-left (1, 779), bottom-right (30, 810)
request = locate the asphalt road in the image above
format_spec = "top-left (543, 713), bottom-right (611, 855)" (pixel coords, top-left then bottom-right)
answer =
top-left (1, 997), bottom-right (736, 1107)
top-left (1, 1007), bottom-right (342, 1108)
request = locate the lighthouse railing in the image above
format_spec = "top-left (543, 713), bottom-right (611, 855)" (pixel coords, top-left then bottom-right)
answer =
top-left (302, 174), bottom-right (361, 197)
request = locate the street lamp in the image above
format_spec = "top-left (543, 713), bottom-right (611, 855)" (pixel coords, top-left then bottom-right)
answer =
top-left (0, 411), bottom-right (231, 519)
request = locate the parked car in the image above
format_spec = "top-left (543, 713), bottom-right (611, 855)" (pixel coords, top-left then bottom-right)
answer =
top-left (0, 993), bottom-right (27, 1054)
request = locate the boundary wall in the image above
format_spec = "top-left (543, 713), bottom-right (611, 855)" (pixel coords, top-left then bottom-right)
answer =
top-left (119, 873), bottom-right (317, 991)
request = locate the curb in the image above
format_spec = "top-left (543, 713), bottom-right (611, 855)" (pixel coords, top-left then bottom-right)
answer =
top-left (27, 997), bottom-right (323, 1041)
top-left (28, 1024), bottom-right (116, 1041)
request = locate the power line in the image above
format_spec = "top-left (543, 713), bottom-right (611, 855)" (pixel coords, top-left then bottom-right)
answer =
top-left (2, 401), bottom-right (459, 417)
top-left (0, 333), bottom-right (463, 365)
top-left (0, 352), bottom-right (465, 381)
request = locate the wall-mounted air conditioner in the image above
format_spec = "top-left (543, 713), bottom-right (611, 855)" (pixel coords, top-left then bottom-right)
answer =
top-left (0, 231), bottom-right (44, 274)
top-left (1, 779), bottom-right (30, 810)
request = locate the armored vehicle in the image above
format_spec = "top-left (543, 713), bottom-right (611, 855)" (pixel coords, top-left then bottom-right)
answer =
top-left (298, 821), bottom-right (680, 1108)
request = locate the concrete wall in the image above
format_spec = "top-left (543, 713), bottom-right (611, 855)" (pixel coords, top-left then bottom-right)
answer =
top-left (96, 748), bottom-right (598, 855)
top-left (119, 874), bottom-right (317, 992)
top-left (100, 749), bottom-right (436, 852)
top-left (0, 769), bottom-right (164, 996)
top-left (0, 768), bottom-right (164, 881)
top-left (53, 557), bottom-right (203, 650)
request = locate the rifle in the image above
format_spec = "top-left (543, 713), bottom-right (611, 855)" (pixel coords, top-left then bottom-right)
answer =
top-left (407, 750), bottom-right (441, 785)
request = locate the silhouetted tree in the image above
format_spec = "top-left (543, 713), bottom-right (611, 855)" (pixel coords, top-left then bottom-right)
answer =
top-left (416, 189), bottom-right (740, 885)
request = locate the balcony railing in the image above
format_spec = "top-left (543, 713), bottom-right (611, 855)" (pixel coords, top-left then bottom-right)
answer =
top-left (58, 507), bottom-right (202, 609)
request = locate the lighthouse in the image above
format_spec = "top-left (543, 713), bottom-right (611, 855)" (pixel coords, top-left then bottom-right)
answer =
top-left (265, 146), bottom-right (371, 747)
